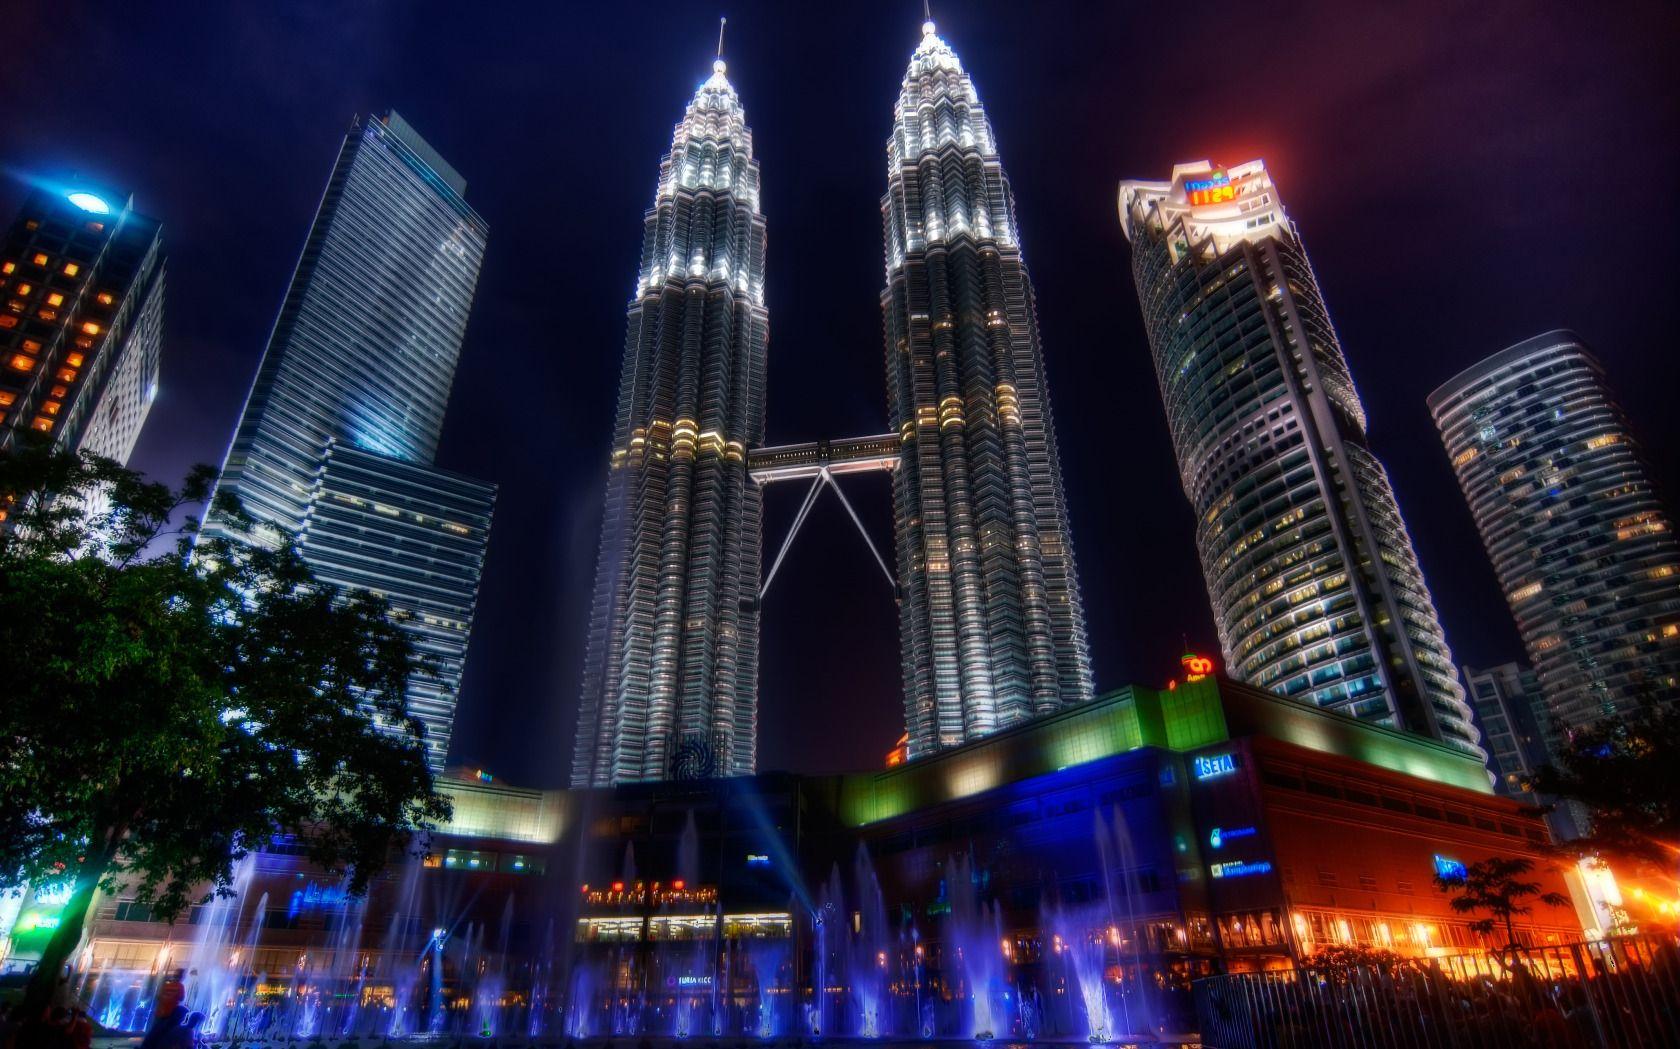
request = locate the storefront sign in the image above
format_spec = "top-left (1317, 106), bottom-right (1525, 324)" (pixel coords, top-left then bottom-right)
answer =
top-left (1210, 860), bottom-right (1272, 879)
top-left (1194, 753), bottom-right (1238, 781)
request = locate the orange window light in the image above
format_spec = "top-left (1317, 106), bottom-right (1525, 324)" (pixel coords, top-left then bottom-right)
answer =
top-left (37, 308), bottom-right (57, 322)
top-left (0, 391), bottom-right (14, 406)
top-left (31, 253), bottom-right (47, 266)
top-left (0, 316), bottom-right (16, 330)
top-left (49, 385), bottom-right (67, 398)
top-left (22, 339), bottom-right (41, 351)
top-left (31, 416), bottom-right (53, 432)
top-left (80, 321), bottom-right (100, 336)
top-left (9, 354), bottom-right (36, 371)
top-left (1, 262), bottom-right (13, 274)
top-left (65, 352), bottom-right (84, 367)
top-left (96, 292), bottom-right (114, 305)
top-left (46, 292), bottom-right (63, 307)
top-left (56, 368), bottom-right (76, 382)
top-left (42, 400), bottom-right (60, 415)
top-left (62, 262), bottom-right (79, 277)
top-left (15, 283), bottom-right (31, 296)
top-left (74, 336), bottom-right (93, 349)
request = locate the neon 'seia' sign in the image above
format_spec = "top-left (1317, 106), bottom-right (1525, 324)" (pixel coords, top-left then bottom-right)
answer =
top-left (1193, 752), bottom-right (1238, 780)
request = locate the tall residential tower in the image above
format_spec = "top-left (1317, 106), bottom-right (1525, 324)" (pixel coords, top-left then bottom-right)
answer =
top-left (572, 54), bottom-right (768, 786)
top-left (1119, 160), bottom-right (1479, 755)
top-left (207, 112), bottom-right (495, 771)
top-left (881, 20), bottom-right (1094, 758)
top-left (0, 187), bottom-right (162, 464)
top-left (1430, 332), bottom-right (1680, 729)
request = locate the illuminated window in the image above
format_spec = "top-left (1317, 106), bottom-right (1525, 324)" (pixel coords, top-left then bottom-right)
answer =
top-left (80, 321), bottom-right (100, 336)
top-left (22, 339), bottom-right (40, 352)
top-left (62, 262), bottom-right (79, 277)
top-left (74, 336), bottom-right (93, 349)
top-left (66, 353), bottom-right (84, 367)
top-left (9, 354), bottom-right (35, 371)
top-left (96, 292), bottom-right (114, 305)
top-left (0, 262), bottom-right (13, 274)
top-left (0, 316), bottom-right (15, 330)
top-left (46, 292), bottom-right (63, 307)
top-left (0, 391), bottom-right (13, 406)
top-left (31, 253), bottom-right (48, 266)
top-left (56, 368), bottom-right (76, 382)
top-left (49, 384), bottom-right (67, 398)
top-left (37, 308), bottom-right (57, 322)
top-left (15, 283), bottom-right (31, 296)
top-left (31, 416), bottom-right (53, 432)
top-left (42, 401), bottom-right (60, 415)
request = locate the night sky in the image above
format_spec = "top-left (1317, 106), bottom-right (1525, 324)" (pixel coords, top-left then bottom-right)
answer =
top-left (6, 1), bottom-right (1677, 787)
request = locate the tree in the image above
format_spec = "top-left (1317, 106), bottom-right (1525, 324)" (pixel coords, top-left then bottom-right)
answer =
top-left (1532, 704), bottom-right (1680, 869)
top-left (0, 443), bottom-right (451, 1016)
top-left (1433, 856), bottom-right (1568, 959)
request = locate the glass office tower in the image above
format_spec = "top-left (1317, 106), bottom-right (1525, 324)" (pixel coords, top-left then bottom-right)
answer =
top-left (0, 187), bottom-right (162, 464)
top-left (1119, 160), bottom-right (1479, 755)
top-left (1430, 331), bottom-right (1680, 730)
top-left (207, 112), bottom-right (495, 770)
top-left (573, 55), bottom-right (768, 786)
top-left (882, 20), bottom-right (1094, 759)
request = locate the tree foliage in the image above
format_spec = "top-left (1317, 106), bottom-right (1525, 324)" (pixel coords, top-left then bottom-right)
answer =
top-left (1433, 855), bottom-right (1568, 948)
top-left (0, 443), bottom-right (451, 1010)
top-left (1532, 703), bottom-right (1680, 867)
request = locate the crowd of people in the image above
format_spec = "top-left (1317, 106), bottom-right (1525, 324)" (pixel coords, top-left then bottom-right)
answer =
top-left (0, 969), bottom-right (202, 1049)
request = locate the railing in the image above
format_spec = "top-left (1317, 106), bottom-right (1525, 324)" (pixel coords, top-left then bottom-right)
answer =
top-left (1194, 935), bottom-right (1680, 1048)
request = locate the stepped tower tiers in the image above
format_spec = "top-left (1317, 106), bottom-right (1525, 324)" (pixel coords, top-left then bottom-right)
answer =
top-left (573, 52), bottom-right (769, 786)
top-left (882, 20), bottom-right (1094, 759)
top-left (1119, 160), bottom-right (1480, 756)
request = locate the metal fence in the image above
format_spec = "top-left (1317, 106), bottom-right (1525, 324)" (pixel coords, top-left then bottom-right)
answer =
top-left (1193, 935), bottom-right (1680, 1048)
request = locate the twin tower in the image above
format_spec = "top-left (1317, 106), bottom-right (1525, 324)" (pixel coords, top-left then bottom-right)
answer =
top-left (571, 21), bottom-right (1093, 786)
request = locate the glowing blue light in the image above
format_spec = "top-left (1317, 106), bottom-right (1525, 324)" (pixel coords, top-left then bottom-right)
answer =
top-left (1210, 860), bottom-right (1272, 879)
top-left (67, 192), bottom-right (110, 214)
top-left (1193, 753), bottom-right (1238, 781)
top-left (1433, 855), bottom-right (1467, 880)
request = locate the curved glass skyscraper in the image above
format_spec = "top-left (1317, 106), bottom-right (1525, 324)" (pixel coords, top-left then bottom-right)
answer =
top-left (1430, 331), bottom-right (1680, 729)
top-left (1119, 160), bottom-right (1479, 755)
top-left (882, 20), bottom-right (1094, 758)
top-left (573, 55), bottom-right (768, 786)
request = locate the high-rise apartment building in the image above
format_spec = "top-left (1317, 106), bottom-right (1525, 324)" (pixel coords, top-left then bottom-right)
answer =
top-left (1430, 332), bottom-right (1680, 730)
top-left (0, 187), bottom-right (162, 464)
top-left (882, 20), bottom-right (1093, 758)
top-left (207, 112), bottom-right (495, 771)
top-left (1119, 160), bottom-right (1479, 755)
top-left (573, 54), bottom-right (768, 786)
top-left (1461, 662), bottom-right (1553, 798)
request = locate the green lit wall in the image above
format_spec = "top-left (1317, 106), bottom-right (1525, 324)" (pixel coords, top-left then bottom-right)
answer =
top-left (835, 677), bottom-right (1489, 826)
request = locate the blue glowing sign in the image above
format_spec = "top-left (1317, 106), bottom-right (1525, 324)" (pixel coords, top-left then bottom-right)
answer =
top-left (675, 974), bottom-right (712, 988)
top-left (746, 854), bottom-right (771, 867)
top-left (287, 882), bottom-right (349, 919)
top-left (1208, 826), bottom-right (1257, 849)
top-left (1433, 855), bottom-right (1467, 880)
top-left (1194, 753), bottom-right (1238, 781)
top-left (1210, 860), bottom-right (1272, 879)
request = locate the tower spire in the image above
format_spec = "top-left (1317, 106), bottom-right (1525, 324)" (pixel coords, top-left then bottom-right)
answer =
top-left (713, 16), bottom-right (727, 74)
top-left (922, 1), bottom-right (934, 34)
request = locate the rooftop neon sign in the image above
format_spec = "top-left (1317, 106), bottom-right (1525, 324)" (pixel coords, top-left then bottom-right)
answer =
top-left (1210, 860), bottom-right (1272, 879)
top-left (1185, 173), bottom-right (1236, 207)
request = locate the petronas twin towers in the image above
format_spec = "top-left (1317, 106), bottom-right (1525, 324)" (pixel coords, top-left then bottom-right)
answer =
top-left (572, 20), bottom-right (1091, 786)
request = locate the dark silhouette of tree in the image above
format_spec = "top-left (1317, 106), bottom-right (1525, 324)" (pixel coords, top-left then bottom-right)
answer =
top-left (1434, 856), bottom-right (1568, 961)
top-left (1532, 703), bottom-right (1680, 868)
top-left (0, 443), bottom-right (451, 1015)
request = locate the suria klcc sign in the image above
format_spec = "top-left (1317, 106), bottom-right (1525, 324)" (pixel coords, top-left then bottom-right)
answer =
top-left (1184, 172), bottom-right (1236, 206)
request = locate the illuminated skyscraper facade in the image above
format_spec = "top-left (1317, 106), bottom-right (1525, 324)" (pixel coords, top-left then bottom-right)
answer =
top-left (208, 112), bottom-right (495, 770)
top-left (573, 57), bottom-right (768, 786)
top-left (0, 187), bottom-right (162, 464)
top-left (1430, 332), bottom-right (1680, 730)
top-left (881, 21), bottom-right (1094, 758)
top-left (1120, 160), bottom-right (1479, 755)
